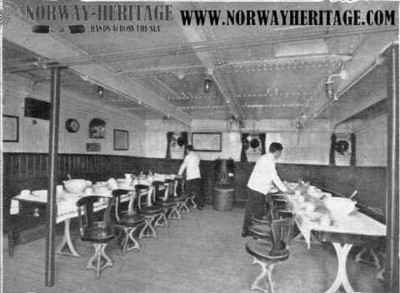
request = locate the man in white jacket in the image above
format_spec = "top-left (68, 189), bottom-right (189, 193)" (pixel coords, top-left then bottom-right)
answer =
top-left (242, 142), bottom-right (290, 237)
top-left (178, 145), bottom-right (203, 209)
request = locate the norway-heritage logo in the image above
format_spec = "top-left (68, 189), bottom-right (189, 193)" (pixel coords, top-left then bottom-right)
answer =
top-left (24, 3), bottom-right (174, 33)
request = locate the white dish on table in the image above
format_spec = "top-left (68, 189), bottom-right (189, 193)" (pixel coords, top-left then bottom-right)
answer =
top-left (84, 187), bottom-right (94, 195)
top-left (63, 179), bottom-right (90, 194)
top-left (107, 178), bottom-right (118, 190)
top-left (20, 189), bottom-right (31, 195)
top-left (18, 190), bottom-right (47, 202)
top-left (324, 197), bottom-right (357, 218)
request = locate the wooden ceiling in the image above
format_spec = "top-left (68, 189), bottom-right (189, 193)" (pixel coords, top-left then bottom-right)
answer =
top-left (4, 1), bottom-right (399, 124)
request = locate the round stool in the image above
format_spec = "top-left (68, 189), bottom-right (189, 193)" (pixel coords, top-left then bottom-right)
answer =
top-left (245, 239), bottom-right (290, 293)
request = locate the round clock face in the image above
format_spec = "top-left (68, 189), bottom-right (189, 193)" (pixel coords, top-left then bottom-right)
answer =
top-left (65, 119), bottom-right (80, 133)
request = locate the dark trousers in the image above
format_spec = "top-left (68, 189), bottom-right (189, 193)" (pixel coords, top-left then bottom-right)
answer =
top-left (186, 178), bottom-right (203, 207)
top-left (242, 188), bottom-right (270, 237)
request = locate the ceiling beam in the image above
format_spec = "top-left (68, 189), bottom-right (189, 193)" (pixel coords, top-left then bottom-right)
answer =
top-left (4, 12), bottom-right (192, 126)
top-left (109, 54), bottom-right (350, 76)
top-left (149, 76), bottom-right (187, 100)
top-left (31, 80), bottom-right (146, 120)
top-left (300, 31), bottom-right (398, 126)
top-left (7, 25), bottom-right (395, 72)
top-left (331, 75), bottom-right (387, 126)
top-left (175, 14), bottom-right (245, 120)
top-left (118, 65), bottom-right (204, 76)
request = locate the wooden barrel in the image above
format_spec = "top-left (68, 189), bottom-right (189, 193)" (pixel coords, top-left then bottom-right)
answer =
top-left (213, 185), bottom-right (235, 211)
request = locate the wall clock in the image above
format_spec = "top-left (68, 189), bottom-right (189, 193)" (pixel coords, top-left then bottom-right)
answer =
top-left (65, 119), bottom-right (80, 133)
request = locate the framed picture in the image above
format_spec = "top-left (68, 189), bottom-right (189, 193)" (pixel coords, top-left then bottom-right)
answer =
top-left (3, 115), bottom-right (19, 142)
top-left (86, 143), bottom-right (101, 152)
top-left (192, 132), bottom-right (222, 152)
top-left (114, 129), bottom-right (129, 150)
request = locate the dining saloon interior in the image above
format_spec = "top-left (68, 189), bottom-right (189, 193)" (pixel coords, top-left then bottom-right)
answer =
top-left (1, 1), bottom-right (399, 293)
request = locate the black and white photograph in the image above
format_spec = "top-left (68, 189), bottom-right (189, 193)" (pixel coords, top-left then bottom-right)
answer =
top-left (1, 1), bottom-right (399, 293)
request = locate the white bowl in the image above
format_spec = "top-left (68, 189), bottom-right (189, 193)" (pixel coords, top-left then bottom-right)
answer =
top-left (63, 179), bottom-right (88, 194)
top-left (325, 197), bottom-right (356, 217)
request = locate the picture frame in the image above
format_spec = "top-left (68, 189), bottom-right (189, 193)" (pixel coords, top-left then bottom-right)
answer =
top-left (113, 129), bottom-right (129, 150)
top-left (3, 115), bottom-right (19, 142)
top-left (192, 132), bottom-right (222, 152)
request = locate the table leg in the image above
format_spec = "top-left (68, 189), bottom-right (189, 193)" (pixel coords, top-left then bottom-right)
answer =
top-left (56, 218), bottom-right (80, 257)
top-left (325, 242), bottom-right (354, 293)
top-left (354, 247), bottom-right (381, 268)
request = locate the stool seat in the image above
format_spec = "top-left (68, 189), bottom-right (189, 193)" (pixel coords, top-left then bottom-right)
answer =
top-left (81, 221), bottom-right (114, 243)
top-left (246, 239), bottom-right (289, 262)
top-left (155, 200), bottom-right (176, 208)
top-left (251, 216), bottom-right (271, 225)
top-left (139, 206), bottom-right (162, 215)
top-left (118, 214), bottom-right (145, 226)
top-left (168, 196), bottom-right (186, 202)
top-left (249, 223), bottom-right (273, 239)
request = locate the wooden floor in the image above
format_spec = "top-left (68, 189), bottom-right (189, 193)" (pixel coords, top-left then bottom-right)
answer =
top-left (4, 206), bottom-right (385, 293)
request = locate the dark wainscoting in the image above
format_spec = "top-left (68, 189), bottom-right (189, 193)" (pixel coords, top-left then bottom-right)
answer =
top-left (276, 164), bottom-right (387, 220)
top-left (234, 162), bottom-right (386, 216)
top-left (3, 153), bottom-right (386, 228)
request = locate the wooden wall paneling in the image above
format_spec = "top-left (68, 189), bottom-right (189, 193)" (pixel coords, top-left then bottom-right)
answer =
top-left (41, 154), bottom-right (48, 177)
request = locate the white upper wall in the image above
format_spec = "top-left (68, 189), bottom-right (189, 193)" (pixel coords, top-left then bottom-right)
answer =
top-left (354, 115), bottom-right (387, 166)
top-left (145, 118), bottom-right (333, 164)
top-left (3, 73), bottom-right (386, 166)
top-left (3, 73), bottom-right (146, 155)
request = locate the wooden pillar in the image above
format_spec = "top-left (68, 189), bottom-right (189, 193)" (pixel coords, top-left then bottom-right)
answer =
top-left (45, 67), bottom-right (61, 287)
top-left (384, 43), bottom-right (399, 293)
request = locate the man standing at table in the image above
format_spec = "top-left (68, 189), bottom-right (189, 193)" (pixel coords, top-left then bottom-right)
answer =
top-left (242, 142), bottom-right (290, 237)
top-left (178, 145), bottom-right (203, 209)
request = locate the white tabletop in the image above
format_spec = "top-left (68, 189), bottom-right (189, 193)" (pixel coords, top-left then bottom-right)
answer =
top-left (296, 210), bottom-right (386, 237)
top-left (282, 186), bottom-right (386, 248)
top-left (10, 174), bottom-right (176, 222)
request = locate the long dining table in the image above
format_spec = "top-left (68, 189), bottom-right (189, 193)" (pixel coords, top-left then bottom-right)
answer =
top-left (10, 174), bottom-right (177, 257)
top-left (282, 188), bottom-right (386, 293)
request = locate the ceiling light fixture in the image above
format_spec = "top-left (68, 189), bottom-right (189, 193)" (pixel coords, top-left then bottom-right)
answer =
top-left (204, 68), bottom-right (214, 93)
top-left (204, 77), bottom-right (212, 93)
top-left (97, 86), bottom-right (104, 97)
top-left (325, 69), bottom-right (348, 101)
top-left (176, 71), bottom-right (185, 80)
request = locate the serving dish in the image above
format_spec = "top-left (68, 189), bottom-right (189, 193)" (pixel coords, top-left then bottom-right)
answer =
top-left (63, 179), bottom-right (91, 194)
top-left (324, 197), bottom-right (357, 218)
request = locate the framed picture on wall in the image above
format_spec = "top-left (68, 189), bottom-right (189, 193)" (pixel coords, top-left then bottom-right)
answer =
top-left (192, 132), bottom-right (222, 152)
top-left (114, 129), bottom-right (129, 150)
top-left (3, 115), bottom-right (19, 142)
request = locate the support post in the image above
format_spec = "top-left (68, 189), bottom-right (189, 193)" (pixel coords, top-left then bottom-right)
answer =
top-left (384, 43), bottom-right (399, 293)
top-left (45, 67), bottom-right (61, 287)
